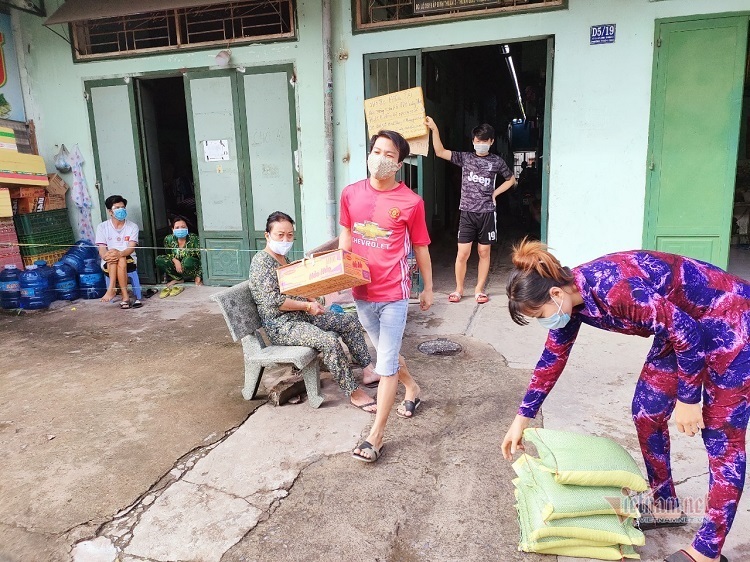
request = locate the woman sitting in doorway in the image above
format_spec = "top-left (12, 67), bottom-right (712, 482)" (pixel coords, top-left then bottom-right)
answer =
top-left (155, 218), bottom-right (202, 298)
top-left (249, 210), bottom-right (379, 412)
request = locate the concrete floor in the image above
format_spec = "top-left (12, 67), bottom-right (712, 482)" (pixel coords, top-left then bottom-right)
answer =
top-left (2, 238), bottom-right (749, 562)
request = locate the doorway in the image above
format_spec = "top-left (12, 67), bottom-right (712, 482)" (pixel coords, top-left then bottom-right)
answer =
top-left (136, 77), bottom-right (196, 281)
top-left (421, 40), bottom-right (551, 252)
top-left (727, 35), bottom-right (750, 279)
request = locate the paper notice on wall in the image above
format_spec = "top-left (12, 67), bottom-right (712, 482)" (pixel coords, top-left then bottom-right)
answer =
top-left (364, 87), bottom-right (428, 140)
top-left (202, 139), bottom-right (230, 162)
top-left (407, 134), bottom-right (429, 157)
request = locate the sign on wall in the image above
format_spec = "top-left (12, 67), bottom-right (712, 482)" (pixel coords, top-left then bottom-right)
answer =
top-left (414, 0), bottom-right (501, 14)
top-left (590, 24), bottom-right (616, 45)
top-left (0, 13), bottom-right (26, 122)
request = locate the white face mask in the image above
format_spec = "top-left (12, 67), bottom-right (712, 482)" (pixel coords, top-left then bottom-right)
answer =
top-left (367, 153), bottom-right (400, 180)
top-left (474, 143), bottom-right (491, 156)
top-left (268, 238), bottom-right (293, 256)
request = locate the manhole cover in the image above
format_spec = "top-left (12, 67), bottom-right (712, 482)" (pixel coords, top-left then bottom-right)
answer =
top-left (417, 338), bottom-right (463, 356)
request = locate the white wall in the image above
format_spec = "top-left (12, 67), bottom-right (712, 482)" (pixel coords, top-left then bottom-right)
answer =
top-left (333, 0), bottom-right (750, 266)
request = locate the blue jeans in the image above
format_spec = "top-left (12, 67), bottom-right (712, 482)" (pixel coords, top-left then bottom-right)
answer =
top-left (354, 299), bottom-right (408, 377)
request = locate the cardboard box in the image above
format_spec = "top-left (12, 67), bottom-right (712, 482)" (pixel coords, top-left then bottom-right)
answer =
top-left (7, 186), bottom-right (46, 198)
top-left (12, 196), bottom-right (45, 215)
top-left (0, 151), bottom-right (49, 186)
top-left (276, 249), bottom-right (371, 298)
top-left (44, 174), bottom-right (68, 210)
top-left (0, 188), bottom-right (11, 217)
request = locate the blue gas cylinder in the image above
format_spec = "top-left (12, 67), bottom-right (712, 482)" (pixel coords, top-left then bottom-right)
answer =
top-left (52, 261), bottom-right (79, 301)
top-left (62, 240), bottom-right (97, 273)
top-left (0, 264), bottom-right (21, 309)
top-left (19, 264), bottom-right (52, 310)
top-left (79, 258), bottom-right (106, 299)
top-left (33, 260), bottom-right (56, 303)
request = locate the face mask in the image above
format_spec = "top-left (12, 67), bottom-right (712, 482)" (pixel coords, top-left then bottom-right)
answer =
top-left (537, 297), bottom-right (571, 330)
top-left (173, 228), bottom-right (188, 239)
top-left (112, 208), bottom-right (127, 221)
top-left (474, 143), bottom-right (491, 156)
top-left (268, 238), bottom-right (293, 256)
top-left (367, 153), bottom-right (400, 180)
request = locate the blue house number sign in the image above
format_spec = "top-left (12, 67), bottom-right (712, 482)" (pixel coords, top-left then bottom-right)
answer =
top-left (590, 24), bottom-right (616, 45)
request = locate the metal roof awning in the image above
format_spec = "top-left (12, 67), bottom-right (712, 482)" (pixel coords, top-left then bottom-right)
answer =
top-left (45, 0), bottom-right (235, 26)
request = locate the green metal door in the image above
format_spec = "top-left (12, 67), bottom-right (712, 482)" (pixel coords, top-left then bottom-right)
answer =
top-left (185, 67), bottom-right (303, 284)
top-left (364, 51), bottom-right (423, 197)
top-left (644, 16), bottom-right (748, 267)
top-left (86, 80), bottom-right (157, 284)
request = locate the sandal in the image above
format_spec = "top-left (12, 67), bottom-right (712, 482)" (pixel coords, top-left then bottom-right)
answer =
top-left (448, 292), bottom-right (462, 303)
top-left (352, 440), bottom-right (383, 463)
top-left (159, 287), bottom-right (171, 299)
top-left (169, 285), bottom-right (185, 297)
top-left (352, 400), bottom-right (377, 413)
top-left (132, 299), bottom-right (143, 308)
top-left (144, 288), bottom-right (158, 298)
top-left (119, 300), bottom-right (132, 309)
top-left (664, 550), bottom-right (728, 562)
top-left (475, 293), bottom-right (489, 304)
top-left (397, 398), bottom-right (422, 419)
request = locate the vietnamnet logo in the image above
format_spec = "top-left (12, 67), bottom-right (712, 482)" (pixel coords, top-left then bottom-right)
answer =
top-left (352, 220), bottom-right (392, 250)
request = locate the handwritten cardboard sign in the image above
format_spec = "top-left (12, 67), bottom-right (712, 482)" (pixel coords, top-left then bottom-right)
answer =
top-left (364, 87), bottom-right (428, 141)
top-left (407, 134), bottom-right (429, 157)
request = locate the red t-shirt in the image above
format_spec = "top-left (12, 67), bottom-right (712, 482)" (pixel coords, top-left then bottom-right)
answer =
top-left (340, 179), bottom-right (431, 302)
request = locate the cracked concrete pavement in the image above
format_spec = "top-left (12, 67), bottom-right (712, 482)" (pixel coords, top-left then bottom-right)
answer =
top-left (1, 243), bottom-right (749, 562)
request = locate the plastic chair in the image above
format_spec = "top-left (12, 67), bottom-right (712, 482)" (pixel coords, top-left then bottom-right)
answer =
top-left (105, 270), bottom-right (142, 300)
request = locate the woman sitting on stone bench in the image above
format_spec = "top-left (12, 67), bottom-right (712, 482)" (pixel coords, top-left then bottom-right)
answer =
top-left (249, 211), bottom-right (379, 413)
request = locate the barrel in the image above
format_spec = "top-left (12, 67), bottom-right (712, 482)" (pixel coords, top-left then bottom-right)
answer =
top-left (0, 264), bottom-right (21, 309)
top-left (33, 260), bottom-right (56, 303)
top-left (62, 240), bottom-right (97, 273)
top-left (19, 264), bottom-right (52, 310)
top-left (79, 258), bottom-right (106, 299)
top-left (52, 261), bottom-right (79, 301)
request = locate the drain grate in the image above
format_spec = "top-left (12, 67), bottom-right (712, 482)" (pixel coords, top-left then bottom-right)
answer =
top-left (417, 338), bottom-right (463, 356)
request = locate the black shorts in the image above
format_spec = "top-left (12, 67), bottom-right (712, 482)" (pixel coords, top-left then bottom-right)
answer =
top-left (457, 211), bottom-right (497, 245)
top-left (102, 256), bottom-right (137, 273)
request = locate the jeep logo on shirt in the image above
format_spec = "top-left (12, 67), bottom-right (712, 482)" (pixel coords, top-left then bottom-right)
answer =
top-left (467, 171), bottom-right (491, 187)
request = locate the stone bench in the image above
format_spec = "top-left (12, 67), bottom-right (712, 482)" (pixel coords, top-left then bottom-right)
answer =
top-left (210, 281), bottom-right (324, 408)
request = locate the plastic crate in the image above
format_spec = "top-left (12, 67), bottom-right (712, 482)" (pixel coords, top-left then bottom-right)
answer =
top-left (17, 229), bottom-right (74, 257)
top-left (13, 209), bottom-right (71, 236)
top-left (21, 248), bottom-right (66, 267)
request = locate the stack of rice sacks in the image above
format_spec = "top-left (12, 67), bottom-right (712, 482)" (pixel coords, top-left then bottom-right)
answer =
top-left (513, 428), bottom-right (648, 560)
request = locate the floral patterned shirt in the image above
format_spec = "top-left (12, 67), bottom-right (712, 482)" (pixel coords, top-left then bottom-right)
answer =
top-left (163, 233), bottom-right (201, 261)
top-left (519, 250), bottom-right (750, 418)
top-left (248, 250), bottom-right (308, 329)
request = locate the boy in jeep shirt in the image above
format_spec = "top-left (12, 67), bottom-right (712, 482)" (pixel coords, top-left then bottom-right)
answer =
top-left (425, 117), bottom-right (515, 304)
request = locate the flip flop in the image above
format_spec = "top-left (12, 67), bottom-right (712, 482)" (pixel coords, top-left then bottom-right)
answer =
top-left (169, 285), bottom-right (185, 297)
top-left (352, 440), bottom-right (383, 463)
top-left (119, 300), bottom-right (132, 309)
top-left (144, 288), bottom-right (158, 298)
top-left (636, 503), bottom-right (689, 531)
top-left (159, 287), bottom-right (171, 299)
top-left (132, 299), bottom-right (143, 308)
top-left (475, 293), bottom-right (489, 304)
top-left (397, 398), bottom-right (422, 419)
top-left (664, 550), bottom-right (728, 562)
top-left (352, 400), bottom-right (377, 413)
top-left (448, 292), bottom-right (462, 303)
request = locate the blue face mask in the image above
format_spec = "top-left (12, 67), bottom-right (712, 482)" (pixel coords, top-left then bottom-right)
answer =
top-left (112, 208), bottom-right (127, 221)
top-left (537, 297), bottom-right (571, 330)
top-left (173, 228), bottom-right (189, 239)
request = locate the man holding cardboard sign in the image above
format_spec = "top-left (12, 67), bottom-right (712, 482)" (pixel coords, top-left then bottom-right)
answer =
top-left (339, 130), bottom-right (434, 463)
